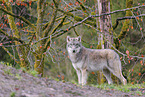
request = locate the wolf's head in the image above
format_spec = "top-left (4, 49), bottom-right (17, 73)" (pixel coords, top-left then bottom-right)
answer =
top-left (66, 36), bottom-right (82, 54)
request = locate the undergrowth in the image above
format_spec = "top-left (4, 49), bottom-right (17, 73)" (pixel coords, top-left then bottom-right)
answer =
top-left (0, 62), bottom-right (38, 78)
top-left (93, 83), bottom-right (145, 96)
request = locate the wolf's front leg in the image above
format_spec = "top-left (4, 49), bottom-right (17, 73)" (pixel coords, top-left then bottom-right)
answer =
top-left (76, 69), bottom-right (82, 85)
top-left (81, 69), bottom-right (88, 85)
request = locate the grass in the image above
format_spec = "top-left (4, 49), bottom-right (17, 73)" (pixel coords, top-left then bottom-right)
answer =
top-left (27, 69), bottom-right (38, 77)
top-left (1, 62), bottom-right (38, 80)
top-left (10, 92), bottom-right (16, 97)
top-left (93, 83), bottom-right (145, 96)
top-left (3, 68), bottom-right (13, 76)
top-left (15, 74), bottom-right (22, 80)
top-left (65, 90), bottom-right (82, 96)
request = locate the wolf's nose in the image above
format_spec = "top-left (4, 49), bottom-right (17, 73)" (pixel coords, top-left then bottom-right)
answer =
top-left (73, 50), bottom-right (76, 53)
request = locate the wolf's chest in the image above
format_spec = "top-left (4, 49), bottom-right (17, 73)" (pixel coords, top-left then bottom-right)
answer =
top-left (73, 61), bottom-right (84, 69)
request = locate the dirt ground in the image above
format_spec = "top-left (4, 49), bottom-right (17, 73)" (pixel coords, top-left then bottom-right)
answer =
top-left (0, 64), bottom-right (144, 97)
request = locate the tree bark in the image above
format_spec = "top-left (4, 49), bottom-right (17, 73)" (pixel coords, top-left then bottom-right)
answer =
top-left (97, 0), bottom-right (113, 84)
top-left (34, 54), bottom-right (45, 76)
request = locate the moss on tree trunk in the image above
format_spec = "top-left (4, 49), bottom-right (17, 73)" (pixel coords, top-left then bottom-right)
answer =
top-left (34, 54), bottom-right (45, 76)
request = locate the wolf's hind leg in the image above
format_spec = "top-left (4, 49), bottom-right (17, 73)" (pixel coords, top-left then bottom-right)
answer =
top-left (107, 65), bottom-right (127, 85)
top-left (103, 68), bottom-right (113, 84)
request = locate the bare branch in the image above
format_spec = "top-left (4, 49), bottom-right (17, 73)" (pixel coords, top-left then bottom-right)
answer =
top-left (91, 5), bottom-right (145, 17)
top-left (113, 14), bottom-right (145, 29)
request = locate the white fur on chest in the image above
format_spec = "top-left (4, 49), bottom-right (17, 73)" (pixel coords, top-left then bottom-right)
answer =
top-left (72, 61), bottom-right (84, 69)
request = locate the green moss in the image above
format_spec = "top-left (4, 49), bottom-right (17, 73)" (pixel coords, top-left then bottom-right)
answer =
top-left (95, 83), bottom-right (144, 95)
top-left (114, 38), bottom-right (120, 49)
top-left (91, 12), bottom-right (96, 15)
top-left (97, 39), bottom-right (104, 49)
top-left (126, 0), bottom-right (133, 8)
top-left (28, 70), bottom-right (38, 77)
top-left (10, 92), bottom-right (16, 97)
top-left (34, 54), bottom-right (45, 76)
top-left (97, 42), bottom-right (101, 49)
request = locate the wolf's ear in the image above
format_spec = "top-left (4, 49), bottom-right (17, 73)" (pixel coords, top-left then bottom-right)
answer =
top-left (67, 36), bottom-right (70, 42)
top-left (78, 36), bottom-right (81, 42)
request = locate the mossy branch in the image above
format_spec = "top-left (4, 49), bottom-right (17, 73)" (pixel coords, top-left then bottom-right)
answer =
top-left (0, 7), bottom-right (36, 30)
top-left (47, 2), bottom-right (96, 27)
top-left (2, 46), bottom-right (20, 64)
top-left (42, 15), bottom-right (67, 31)
top-left (43, 8), bottom-right (58, 38)
top-left (50, 15), bottom-right (67, 36)
top-left (57, 9), bottom-right (96, 27)
top-left (44, 15), bottom-right (67, 51)
top-left (36, 0), bottom-right (46, 38)
top-left (76, 0), bottom-right (89, 15)
top-left (43, 1), bottom-right (59, 38)
top-left (52, 15), bottom-right (95, 39)
top-left (0, 29), bottom-right (24, 44)
top-left (53, 0), bottom-right (59, 8)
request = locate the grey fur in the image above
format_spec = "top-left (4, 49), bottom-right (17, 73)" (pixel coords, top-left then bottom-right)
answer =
top-left (66, 36), bottom-right (127, 85)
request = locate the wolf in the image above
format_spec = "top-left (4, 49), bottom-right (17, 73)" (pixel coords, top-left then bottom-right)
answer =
top-left (66, 36), bottom-right (127, 85)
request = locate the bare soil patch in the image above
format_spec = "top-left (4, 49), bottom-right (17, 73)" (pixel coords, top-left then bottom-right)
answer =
top-left (0, 64), bottom-right (144, 97)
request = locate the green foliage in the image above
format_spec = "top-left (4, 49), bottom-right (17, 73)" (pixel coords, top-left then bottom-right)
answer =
top-left (16, 73), bottom-right (22, 80)
top-left (21, 67), bottom-right (38, 77)
top-left (87, 72), bottom-right (98, 85)
top-left (27, 70), bottom-right (39, 77)
top-left (136, 91), bottom-right (142, 96)
top-left (0, 47), bottom-right (14, 64)
top-left (3, 67), bottom-right (13, 76)
top-left (10, 92), bottom-right (16, 97)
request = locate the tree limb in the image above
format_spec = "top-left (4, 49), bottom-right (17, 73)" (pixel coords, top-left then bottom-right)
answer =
top-left (113, 14), bottom-right (145, 30)
top-left (47, 2), bottom-right (96, 27)
top-left (91, 5), bottom-right (145, 18)
top-left (76, 0), bottom-right (89, 15)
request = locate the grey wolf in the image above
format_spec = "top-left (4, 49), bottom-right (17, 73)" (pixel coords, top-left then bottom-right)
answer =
top-left (66, 36), bottom-right (127, 85)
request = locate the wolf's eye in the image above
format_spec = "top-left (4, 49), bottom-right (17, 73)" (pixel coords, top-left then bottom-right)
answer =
top-left (68, 44), bottom-right (72, 47)
top-left (75, 44), bottom-right (80, 48)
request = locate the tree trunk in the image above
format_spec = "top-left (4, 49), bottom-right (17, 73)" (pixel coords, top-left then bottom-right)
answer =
top-left (97, 0), bottom-right (112, 84)
top-left (97, 0), bottom-right (104, 84)
top-left (34, 54), bottom-right (45, 76)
